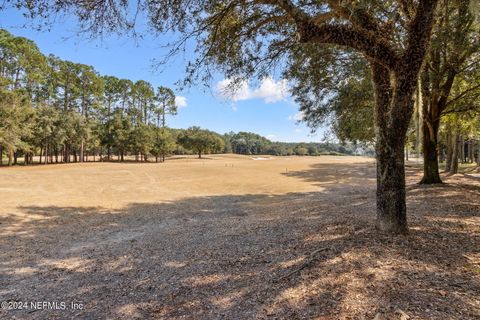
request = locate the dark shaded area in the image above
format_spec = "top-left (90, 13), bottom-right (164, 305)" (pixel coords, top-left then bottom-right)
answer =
top-left (0, 164), bottom-right (479, 319)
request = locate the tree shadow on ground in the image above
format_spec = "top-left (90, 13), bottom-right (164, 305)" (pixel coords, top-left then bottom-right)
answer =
top-left (282, 161), bottom-right (377, 190)
top-left (0, 165), bottom-right (479, 319)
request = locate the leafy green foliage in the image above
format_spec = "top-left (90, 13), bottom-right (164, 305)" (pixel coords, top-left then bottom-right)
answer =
top-left (178, 126), bottom-right (225, 158)
top-left (151, 127), bottom-right (177, 161)
top-left (227, 132), bottom-right (271, 155)
top-left (0, 90), bottom-right (33, 164)
top-left (0, 28), bottom-right (183, 164)
top-left (154, 86), bottom-right (177, 127)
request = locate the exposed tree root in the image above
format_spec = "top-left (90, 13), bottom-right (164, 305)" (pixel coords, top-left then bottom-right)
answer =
top-left (276, 247), bottom-right (330, 282)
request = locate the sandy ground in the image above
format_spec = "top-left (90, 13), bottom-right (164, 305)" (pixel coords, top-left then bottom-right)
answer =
top-left (0, 155), bottom-right (478, 319)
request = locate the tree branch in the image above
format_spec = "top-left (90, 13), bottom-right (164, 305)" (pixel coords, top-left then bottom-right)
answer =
top-left (261, 0), bottom-right (309, 22)
top-left (400, 0), bottom-right (439, 74)
top-left (298, 23), bottom-right (400, 70)
top-left (444, 83), bottom-right (480, 108)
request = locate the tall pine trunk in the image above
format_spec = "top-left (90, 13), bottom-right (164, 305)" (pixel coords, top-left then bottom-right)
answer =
top-left (8, 149), bottom-right (13, 166)
top-left (80, 140), bottom-right (84, 163)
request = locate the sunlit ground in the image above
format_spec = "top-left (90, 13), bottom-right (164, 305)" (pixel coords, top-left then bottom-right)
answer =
top-left (0, 155), bottom-right (478, 319)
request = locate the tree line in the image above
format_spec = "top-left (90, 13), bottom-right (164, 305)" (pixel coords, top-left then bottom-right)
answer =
top-left (225, 131), bottom-right (360, 156)
top-left (0, 29), bottom-right (357, 166)
top-left (0, 28), bottom-right (183, 165)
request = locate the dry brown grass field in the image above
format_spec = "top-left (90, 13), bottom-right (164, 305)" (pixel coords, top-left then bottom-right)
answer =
top-left (0, 155), bottom-right (479, 319)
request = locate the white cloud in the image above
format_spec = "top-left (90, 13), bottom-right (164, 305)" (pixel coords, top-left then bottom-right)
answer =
top-left (295, 128), bottom-right (301, 133)
top-left (253, 77), bottom-right (289, 103)
top-left (216, 77), bottom-right (289, 103)
top-left (175, 96), bottom-right (187, 108)
top-left (288, 111), bottom-right (305, 121)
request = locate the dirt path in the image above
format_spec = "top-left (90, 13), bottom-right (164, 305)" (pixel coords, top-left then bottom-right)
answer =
top-left (0, 155), bottom-right (478, 319)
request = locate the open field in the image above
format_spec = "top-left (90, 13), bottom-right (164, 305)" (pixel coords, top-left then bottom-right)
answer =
top-left (0, 155), bottom-right (479, 319)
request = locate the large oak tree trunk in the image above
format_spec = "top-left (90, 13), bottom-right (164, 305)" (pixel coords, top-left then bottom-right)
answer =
top-left (420, 117), bottom-right (442, 184)
top-left (375, 132), bottom-right (408, 234)
top-left (372, 63), bottom-right (413, 234)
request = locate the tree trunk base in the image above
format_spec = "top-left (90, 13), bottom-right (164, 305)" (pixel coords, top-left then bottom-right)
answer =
top-left (419, 175), bottom-right (443, 184)
top-left (375, 217), bottom-right (409, 235)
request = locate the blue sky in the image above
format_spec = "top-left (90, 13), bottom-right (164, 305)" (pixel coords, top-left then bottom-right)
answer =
top-left (1, 7), bottom-right (328, 142)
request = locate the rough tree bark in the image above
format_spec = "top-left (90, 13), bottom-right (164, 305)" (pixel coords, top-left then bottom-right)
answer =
top-left (371, 63), bottom-right (413, 234)
top-left (445, 133), bottom-right (453, 171)
top-left (467, 140), bottom-right (472, 163)
top-left (419, 65), bottom-right (455, 183)
top-left (477, 141), bottom-right (480, 166)
top-left (80, 140), bottom-right (84, 163)
top-left (7, 149), bottom-right (13, 166)
top-left (450, 134), bottom-right (460, 174)
top-left (420, 114), bottom-right (442, 183)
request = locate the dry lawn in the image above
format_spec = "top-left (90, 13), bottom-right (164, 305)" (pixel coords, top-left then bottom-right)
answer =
top-left (0, 155), bottom-right (479, 319)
